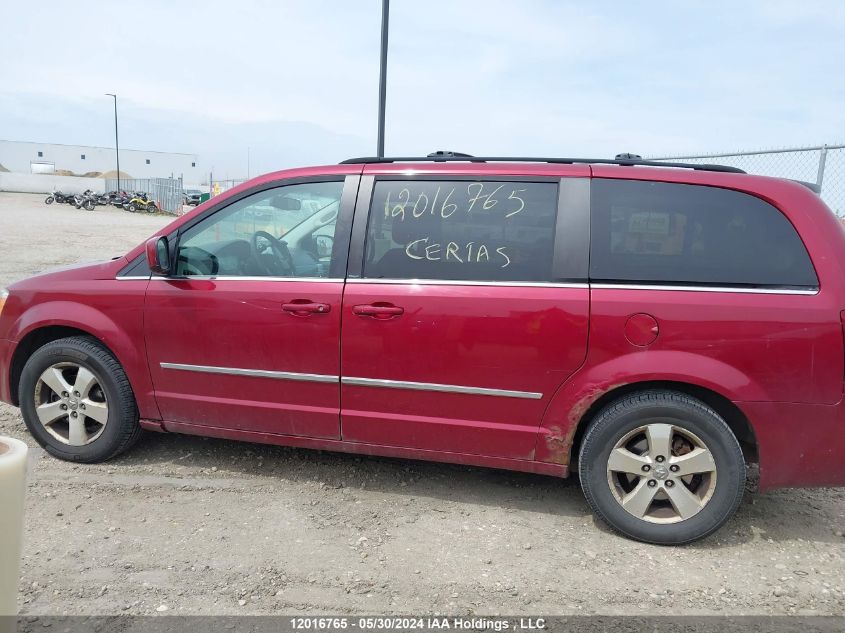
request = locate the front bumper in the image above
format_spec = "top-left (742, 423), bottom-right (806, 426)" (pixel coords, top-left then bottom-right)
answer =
top-left (0, 338), bottom-right (14, 405)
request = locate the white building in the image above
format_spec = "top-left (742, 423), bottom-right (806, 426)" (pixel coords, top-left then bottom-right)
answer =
top-left (0, 139), bottom-right (201, 182)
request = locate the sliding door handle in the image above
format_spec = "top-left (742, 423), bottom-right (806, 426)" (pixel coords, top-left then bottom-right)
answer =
top-left (352, 303), bottom-right (404, 319)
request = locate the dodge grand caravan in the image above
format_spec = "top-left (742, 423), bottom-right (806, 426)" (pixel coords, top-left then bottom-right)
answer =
top-left (2, 153), bottom-right (844, 544)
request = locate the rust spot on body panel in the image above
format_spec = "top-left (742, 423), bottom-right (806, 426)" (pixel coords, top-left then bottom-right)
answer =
top-left (542, 383), bottom-right (626, 465)
top-left (543, 424), bottom-right (569, 464)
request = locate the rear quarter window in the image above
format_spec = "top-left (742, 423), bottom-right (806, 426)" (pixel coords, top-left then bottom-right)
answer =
top-left (589, 179), bottom-right (818, 288)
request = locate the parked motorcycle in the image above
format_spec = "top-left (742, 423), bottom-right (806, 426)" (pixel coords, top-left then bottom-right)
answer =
top-left (125, 192), bottom-right (158, 213)
top-left (73, 190), bottom-right (97, 211)
top-left (109, 191), bottom-right (131, 208)
top-left (45, 190), bottom-right (73, 204)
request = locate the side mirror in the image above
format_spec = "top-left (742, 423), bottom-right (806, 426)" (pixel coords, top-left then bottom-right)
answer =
top-left (146, 236), bottom-right (171, 275)
top-left (315, 234), bottom-right (334, 258)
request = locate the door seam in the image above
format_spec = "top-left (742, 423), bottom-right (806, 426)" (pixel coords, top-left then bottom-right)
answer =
top-left (338, 174), bottom-right (365, 441)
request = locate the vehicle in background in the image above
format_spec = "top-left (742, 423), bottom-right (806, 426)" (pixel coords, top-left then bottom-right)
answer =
top-left (44, 190), bottom-right (73, 205)
top-left (125, 192), bottom-right (158, 213)
top-left (3, 152), bottom-right (844, 545)
top-left (183, 189), bottom-right (203, 206)
top-left (108, 191), bottom-right (131, 208)
top-left (73, 190), bottom-right (96, 211)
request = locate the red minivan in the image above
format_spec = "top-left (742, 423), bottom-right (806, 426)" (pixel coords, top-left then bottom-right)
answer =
top-left (2, 154), bottom-right (844, 544)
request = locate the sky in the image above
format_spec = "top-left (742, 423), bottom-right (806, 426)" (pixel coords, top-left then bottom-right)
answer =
top-left (1, 0), bottom-right (844, 178)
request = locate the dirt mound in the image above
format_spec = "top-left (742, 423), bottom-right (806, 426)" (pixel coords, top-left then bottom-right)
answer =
top-left (81, 171), bottom-right (103, 178)
top-left (0, 163), bottom-right (8, 172)
top-left (100, 170), bottom-right (133, 180)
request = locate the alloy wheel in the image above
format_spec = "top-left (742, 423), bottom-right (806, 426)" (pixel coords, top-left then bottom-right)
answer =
top-left (33, 362), bottom-right (109, 446)
top-left (606, 422), bottom-right (717, 524)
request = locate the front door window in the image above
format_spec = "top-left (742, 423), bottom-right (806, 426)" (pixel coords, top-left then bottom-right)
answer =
top-left (175, 181), bottom-right (344, 278)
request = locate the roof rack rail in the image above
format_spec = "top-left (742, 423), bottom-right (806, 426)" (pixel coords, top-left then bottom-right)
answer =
top-left (426, 150), bottom-right (476, 159)
top-left (339, 155), bottom-right (746, 174)
top-left (792, 179), bottom-right (821, 194)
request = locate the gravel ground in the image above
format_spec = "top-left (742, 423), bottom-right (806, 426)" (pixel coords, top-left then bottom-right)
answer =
top-left (1, 191), bottom-right (844, 616)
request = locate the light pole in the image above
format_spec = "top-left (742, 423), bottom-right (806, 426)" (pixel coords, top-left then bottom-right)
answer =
top-left (377, 0), bottom-right (389, 157)
top-left (104, 93), bottom-right (120, 191)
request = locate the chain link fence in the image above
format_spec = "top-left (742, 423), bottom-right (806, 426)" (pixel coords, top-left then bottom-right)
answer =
top-left (105, 177), bottom-right (184, 214)
top-left (210, 178), bottom-right (248, 197)
top-left (650, 144), bottom-right (845, 216)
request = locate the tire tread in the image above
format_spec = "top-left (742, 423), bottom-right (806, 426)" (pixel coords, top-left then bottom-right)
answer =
top-left (578, 389), bottom-right (745, 545)
top-left (19, 336), bottom-right (142, 463)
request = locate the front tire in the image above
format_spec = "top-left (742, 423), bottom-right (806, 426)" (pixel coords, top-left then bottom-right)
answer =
top-left (45, 196), bottom-right (54, 204)
top-left (127, 203), bottom-right (137, 212)
top-left (578, 390), bottom-right (745, 545)
top-left (19, 337), bottom-right (142, 463)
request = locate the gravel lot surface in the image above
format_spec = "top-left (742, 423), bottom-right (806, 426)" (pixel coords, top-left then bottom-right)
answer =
top-left (1, 192), bottom-right (844, 616)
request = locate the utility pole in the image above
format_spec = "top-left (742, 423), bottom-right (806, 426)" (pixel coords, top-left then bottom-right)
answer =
top-left (104, 94), bottom-right (120, 191)
top-left (247, 147), bottom-right (251, 179)
top-left (377, 0), bottom-right (389, 157)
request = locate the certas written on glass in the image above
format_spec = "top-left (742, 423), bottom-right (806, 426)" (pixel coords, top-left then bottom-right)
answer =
top-left (364, 180), bottom-right (559, 282)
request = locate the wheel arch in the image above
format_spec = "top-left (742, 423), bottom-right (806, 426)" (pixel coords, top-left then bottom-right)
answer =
top-left (566, 381), bottom-right (758, 471)
top-left (9, 324), bottom-right (138, 406)
top-left (9, 325), bottom-right (116, 406)
top-left (5, 297), bottom-right (160, 418)
top-left (6, 299), bottom-right (158, 419)
top-left (535, 350), bottom-right (766, 469)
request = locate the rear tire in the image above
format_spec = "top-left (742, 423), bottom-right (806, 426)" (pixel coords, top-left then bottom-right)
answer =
top-left (19, 336), bottom-right (142, 463)
top-left (146, 202), bottom-right (157, 213)
top-left (578, 390), bottom-right (745, 545)
top-left (127, 203), bottom-right (137, 212)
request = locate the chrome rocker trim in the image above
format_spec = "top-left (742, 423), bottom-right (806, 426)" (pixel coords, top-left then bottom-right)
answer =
top-left (159, 363), bottom-right (542, 399)
top-left (160, 363), bottom-right (338, 383)
top-left (341, 376), bottom-right (542, 400)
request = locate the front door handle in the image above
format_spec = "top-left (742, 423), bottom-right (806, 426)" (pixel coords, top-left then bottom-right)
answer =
top-left (282, 300), bottom-right (331, 316)
top-left (352, 303), bottom-right (404, 319)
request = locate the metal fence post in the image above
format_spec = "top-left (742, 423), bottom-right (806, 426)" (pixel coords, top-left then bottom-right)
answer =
top-left (649, 143), bottom-right (844, 215)
top-left (816, 145), bottom-right (828, 193)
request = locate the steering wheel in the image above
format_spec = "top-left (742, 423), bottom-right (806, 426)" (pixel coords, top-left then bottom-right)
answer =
top-left (250, 230), bottom-right (296, 276)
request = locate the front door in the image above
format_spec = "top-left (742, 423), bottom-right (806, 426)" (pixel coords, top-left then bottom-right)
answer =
top-left (144, 175), bottom-right (358, 438)
top-left (340, 173), bottom-right (591, 459)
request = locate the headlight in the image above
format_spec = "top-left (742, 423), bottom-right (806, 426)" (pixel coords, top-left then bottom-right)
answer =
top-left (0, 288), bottom-right (8, 316)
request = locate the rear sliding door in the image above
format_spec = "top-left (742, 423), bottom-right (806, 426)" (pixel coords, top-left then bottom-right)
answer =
top-left (339, 172), bottom-right (591, 459)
